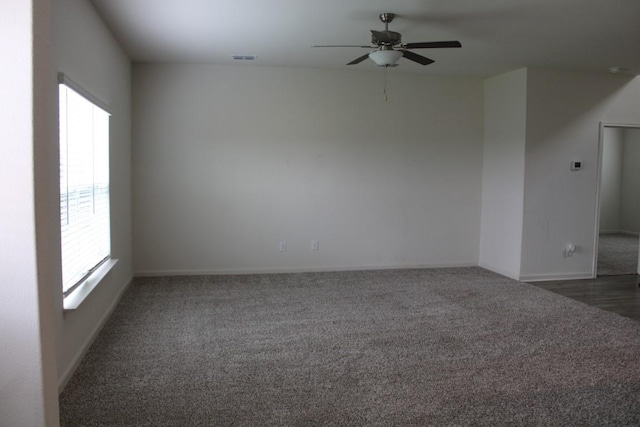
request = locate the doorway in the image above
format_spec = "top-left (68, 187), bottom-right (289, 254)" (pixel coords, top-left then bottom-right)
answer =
top-left (594, 123), bottom-right (640, 277)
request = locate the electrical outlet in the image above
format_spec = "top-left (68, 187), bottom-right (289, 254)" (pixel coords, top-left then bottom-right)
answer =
top-left (279, 241), bottom-right (287, 252)
top-left (564, 244), bottom-right (575, 257)
top-left (311, 240), bottom-right (319, 251)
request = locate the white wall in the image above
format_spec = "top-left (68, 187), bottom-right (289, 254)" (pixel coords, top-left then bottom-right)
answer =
top-left (620, 129), bottom-right (640, 234)
top-left (0, 0), bottom-right (59, 425)
top-left (52, 0), bottom-right (132, 388)
top-left (133, 64), bottom-right (484, 275)
top-left (521, 69), bottom-right (640, 280)
top-left (479, 69), bottom-right (527, 279)
top-left (599, 127), bottom-right (623, 233)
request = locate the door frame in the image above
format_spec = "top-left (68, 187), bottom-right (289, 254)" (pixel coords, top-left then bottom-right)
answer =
top-left (593, 122), bottom-right (640, 278)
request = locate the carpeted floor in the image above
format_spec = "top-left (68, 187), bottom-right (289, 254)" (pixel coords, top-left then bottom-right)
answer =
top-left (598, 233), bottom-right (639, 276)
top-left (59, 267), bottom-right (640, 426)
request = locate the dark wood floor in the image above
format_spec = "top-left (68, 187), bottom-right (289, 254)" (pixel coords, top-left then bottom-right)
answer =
top-left (531, 275), bottom-right (640, 321)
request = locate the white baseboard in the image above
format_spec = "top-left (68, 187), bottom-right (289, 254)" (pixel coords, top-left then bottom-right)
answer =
top-left (519, 272), bottom-right (594, 282)
top-left (477, 263), bottom-right (520, 281)
top-left (58, 275), bottom-right (133, 393)
top-left (599, 230), bottom-right (619, 235)
top-left (599, 229), bottom-right (640, 237)
top-left (134, 262), bottom-right (478, 277)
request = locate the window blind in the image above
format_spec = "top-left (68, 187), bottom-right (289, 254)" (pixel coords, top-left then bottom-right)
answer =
top-left (59, 80), bottom-right (111, 296)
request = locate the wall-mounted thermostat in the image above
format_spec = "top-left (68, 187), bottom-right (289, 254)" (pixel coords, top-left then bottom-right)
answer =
top-left (570, 161), bottom-right (582, 171)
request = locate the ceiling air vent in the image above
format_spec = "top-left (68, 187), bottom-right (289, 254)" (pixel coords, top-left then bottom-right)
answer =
top-left (232, 55), bottom-right (257, 61)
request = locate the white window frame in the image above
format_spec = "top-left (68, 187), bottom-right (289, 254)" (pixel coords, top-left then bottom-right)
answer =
top-left (58, 73), bottom-right (117, 310)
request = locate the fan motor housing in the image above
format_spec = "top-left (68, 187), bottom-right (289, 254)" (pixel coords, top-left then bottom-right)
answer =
top-left (371, 30), bottom-right (402, 46)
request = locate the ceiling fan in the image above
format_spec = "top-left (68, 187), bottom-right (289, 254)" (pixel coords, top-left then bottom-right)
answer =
top-left (313, 13), bottom-right (461, 67)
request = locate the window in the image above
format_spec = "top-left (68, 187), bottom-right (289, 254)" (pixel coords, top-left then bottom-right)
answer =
top-left (58, 75), bottom-right (111, 299)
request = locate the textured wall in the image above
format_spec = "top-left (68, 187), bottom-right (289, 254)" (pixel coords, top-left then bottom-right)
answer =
top-left (132, 64), bottom-right (484, 275)
top-left (479, 68), bottom-right (527, 279)
top-left (0, 0), bottom-right (59, 425)
top-left (521, 70), bottom-right (640, 280)
top-left (620, 129), bottom-right (640, 234)
top-left (52, 0), bottom-right (133, 388)
top-left (599, 127), bottom-right (623, 233)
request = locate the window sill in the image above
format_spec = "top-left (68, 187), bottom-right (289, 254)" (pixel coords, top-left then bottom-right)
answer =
top-left (63, 258), bottom-right (118, 312)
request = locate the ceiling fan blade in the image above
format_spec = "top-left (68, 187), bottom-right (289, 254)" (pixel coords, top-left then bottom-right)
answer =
top-left (399, 49), bottom-right (434, 66)
top-left (403, 41), bottom-right (462, 49)
top-left (347, 53), bottom-right (371, 65)
top-left (312, 45), bottom-right (376, 48)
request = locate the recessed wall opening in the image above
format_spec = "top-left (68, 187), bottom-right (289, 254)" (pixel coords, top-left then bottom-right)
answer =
top-left (595, 123), bottom-right (640, 277)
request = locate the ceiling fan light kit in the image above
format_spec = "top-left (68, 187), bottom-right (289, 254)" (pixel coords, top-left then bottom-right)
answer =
top-left (369, 49), bottom-right (403, 67)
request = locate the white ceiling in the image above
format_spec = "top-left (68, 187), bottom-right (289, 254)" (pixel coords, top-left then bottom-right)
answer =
top-left (90, 0), bottom-right (640, 78)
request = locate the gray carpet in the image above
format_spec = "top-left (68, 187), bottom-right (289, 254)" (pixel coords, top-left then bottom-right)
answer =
top-left (598, 233), bottom-right (639, 276)
top-left (59, 267), bottom-right (640, 426)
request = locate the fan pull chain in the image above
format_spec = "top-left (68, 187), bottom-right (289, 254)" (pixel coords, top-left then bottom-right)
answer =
top-left (383, 66), bottom-right (388, 102)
